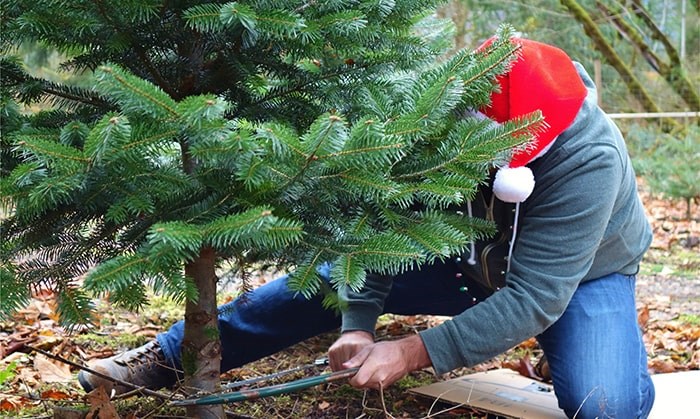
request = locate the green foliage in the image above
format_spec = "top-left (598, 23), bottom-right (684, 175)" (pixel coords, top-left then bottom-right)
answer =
top-left (394, 372), bottom-right (434, 390)
top-left (634, 126), bottom-right (700, 220)
top-left (181, 348), bottom-right (198, 377)
top-left (679, 314), bottom-right (700, 326)
top-left (0, 266), bottom-right (29, 321)
top-left (1, 0), bottom-right (537, 327)
top-left (0, 362), bottom-right (18, 388)
top-left (204, 325), bottom-right (220, 341)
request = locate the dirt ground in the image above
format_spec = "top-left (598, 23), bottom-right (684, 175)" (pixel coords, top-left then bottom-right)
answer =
top-left (1, 190), bottom-right (698, 418)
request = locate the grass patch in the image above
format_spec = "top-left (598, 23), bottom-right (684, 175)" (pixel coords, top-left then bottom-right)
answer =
top-left (73, 332), bottom-right (149, 351)
top-left (641, 247), bottom-right (700, 278)
top-left (675, 249), bottom-right (700, 278)
top-left (678, 313), bottom-right (700, 325)
top-left (395, 371), bottom-right (436, 391)
top-left (140, 293), bottom-right (186, 325)
top-left (639, 262), bottom-right (665, 276)
top-left (0, 362), bottom-right (18, 389)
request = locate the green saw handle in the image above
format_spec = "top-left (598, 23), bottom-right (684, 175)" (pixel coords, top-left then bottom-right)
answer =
top-left (172, 367), bottom-right (359, 406)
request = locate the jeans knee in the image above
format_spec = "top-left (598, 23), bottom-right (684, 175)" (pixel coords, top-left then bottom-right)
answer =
top-left (558, 385), bottom-right (652, 419)
top-left (559, 386), bottom-right (606, 418)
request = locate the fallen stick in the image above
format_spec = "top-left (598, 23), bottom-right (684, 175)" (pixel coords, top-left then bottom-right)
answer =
top-left (26, 345), bottom-right (172, 400)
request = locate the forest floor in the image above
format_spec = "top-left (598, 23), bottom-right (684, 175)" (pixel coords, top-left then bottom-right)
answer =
top-left (1, 188), bottom-right (698, 418)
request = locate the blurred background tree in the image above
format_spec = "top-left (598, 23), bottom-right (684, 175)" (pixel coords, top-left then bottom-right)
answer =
top-left (438, 0), bottom-right (699, 115)
top-left (633, 125), bottom-right (699, 220)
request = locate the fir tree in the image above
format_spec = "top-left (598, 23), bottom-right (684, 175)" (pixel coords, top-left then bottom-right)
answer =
top-left (635, 126), bottom-right (700, 221)
top-left (1, 1), bottom-right (539, 414)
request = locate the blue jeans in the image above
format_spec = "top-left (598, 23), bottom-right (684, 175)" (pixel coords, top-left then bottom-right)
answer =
top-left (157, 260), bottom-right (654, 418)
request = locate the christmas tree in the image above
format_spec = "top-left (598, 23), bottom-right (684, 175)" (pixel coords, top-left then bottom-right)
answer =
top-left (2, 1), bottom-right (538, 414)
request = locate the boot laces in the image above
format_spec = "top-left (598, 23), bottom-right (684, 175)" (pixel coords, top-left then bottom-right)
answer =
top-left (115, 342), bottom-right (165, 371)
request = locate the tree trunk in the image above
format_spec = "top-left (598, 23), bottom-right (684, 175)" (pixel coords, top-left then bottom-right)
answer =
top-left (626, 0), bottom-right (700, 111)
top-left (559, 0), bottom-right (681, 129)
top-left (598, 0), bottom-right (700, 113)
top-left (438, 0), bottom-right (470, 55)
top-left (182, 246), bottom-right (224, 418)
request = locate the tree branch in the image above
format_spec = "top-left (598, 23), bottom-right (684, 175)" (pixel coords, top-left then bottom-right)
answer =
top-left (601, 0), bottom-right (700, 111)
top-left (27, 345), bottom-right (173, 400)
top-left (559, 0), bottom-right (673, 121)
top-left (91, 0), bottom-right (179, 98)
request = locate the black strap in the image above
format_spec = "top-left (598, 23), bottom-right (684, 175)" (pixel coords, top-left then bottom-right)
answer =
top-left (456, 184), bottom-right (519, 299)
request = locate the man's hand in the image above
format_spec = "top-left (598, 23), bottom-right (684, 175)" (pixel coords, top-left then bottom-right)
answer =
top-left (328, 330), bottom-right (374, 372)
top-left (342, 334), bottom-right (432, 390)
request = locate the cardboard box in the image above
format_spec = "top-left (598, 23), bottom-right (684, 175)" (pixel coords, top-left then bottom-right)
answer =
top-left (409, 369), bottom-right (565, 419)
top-left (409, 369), bottom-right (700, 419)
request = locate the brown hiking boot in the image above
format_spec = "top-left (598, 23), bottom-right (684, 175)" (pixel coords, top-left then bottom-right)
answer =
top-left (78, 340), bottom-right (179, 395)
top-left (535, 354), bottom-right (552, 383)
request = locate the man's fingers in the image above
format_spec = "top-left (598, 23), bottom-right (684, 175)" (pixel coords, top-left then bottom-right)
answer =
top-left (327, 344), bottom-right (347, 371)
top-left (349, 364), bottom-right (392, 389)
top-left (329, 356), bottom-right (344, 372)
top-left (345, 340), bottom-right (417, 389)
top-left (343, 346), bottom-right (371, 369)
top-left (328, 331), bottom-right (374, 371)
top-left (346, 347), bottom-right (390, 389)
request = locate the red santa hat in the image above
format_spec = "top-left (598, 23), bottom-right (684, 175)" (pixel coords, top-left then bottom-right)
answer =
top-left (478, 37), bottom-right (588, 203)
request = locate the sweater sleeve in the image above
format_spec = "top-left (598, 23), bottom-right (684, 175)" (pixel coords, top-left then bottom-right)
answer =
top-left (419, 125), bottom-right (626, 374)
top-left (339, 273), bottom-right (393, 335)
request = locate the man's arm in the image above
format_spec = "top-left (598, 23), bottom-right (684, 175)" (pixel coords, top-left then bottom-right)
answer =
top-left (339, 273), bottom-right (393, 334)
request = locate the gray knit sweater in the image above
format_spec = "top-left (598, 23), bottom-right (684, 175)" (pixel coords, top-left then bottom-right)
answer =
top-left (339, 64), bottom-right (653, 374)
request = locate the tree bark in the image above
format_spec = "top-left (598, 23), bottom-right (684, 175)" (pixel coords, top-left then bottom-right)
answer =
top-left (624, 0), bottom-right (700, 111)
top-left (182, 246), bottom-right (224, 418)
top-left (438, 0), bottom-right (470, 55)
top-left (559, 0), bottom-right (680, 128)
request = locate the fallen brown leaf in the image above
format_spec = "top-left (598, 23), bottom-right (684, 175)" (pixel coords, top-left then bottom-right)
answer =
top-left (0, 332), bottom-right (38, 359)
top-left (18, 365), bottom-right (40, 387)
top-left (637, 305), bottom-right (650, 329)
top-left (517, 337), bottom-right (539, 349)
top-left (34, 353), bottom-right (73, 383)
top-left (41, 389), bottom-right (72, 400)
top-left (690, 350), bottom-right (700, 369)
top-left (515, 357), bottom-right (539, 380)
top-left (648, 358), bottom-right (676, 373)
top-left (85, 387), bottom-right (121, 419)
top-left (0, 394), bottom-right (33, 412)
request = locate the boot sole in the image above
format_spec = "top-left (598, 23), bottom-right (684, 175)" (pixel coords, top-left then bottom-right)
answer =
top-left (77, 371), bottom-right (95, 392)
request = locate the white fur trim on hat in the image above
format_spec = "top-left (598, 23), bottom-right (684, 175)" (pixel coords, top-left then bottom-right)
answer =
top-left (493, 166), bottom-right (535, 203)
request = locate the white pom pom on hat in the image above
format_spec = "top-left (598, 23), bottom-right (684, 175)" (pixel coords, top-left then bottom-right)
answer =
top-left (478, 37), bottom-right (588, 203)
top-left (493, 166), bottom-right (535, 203)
